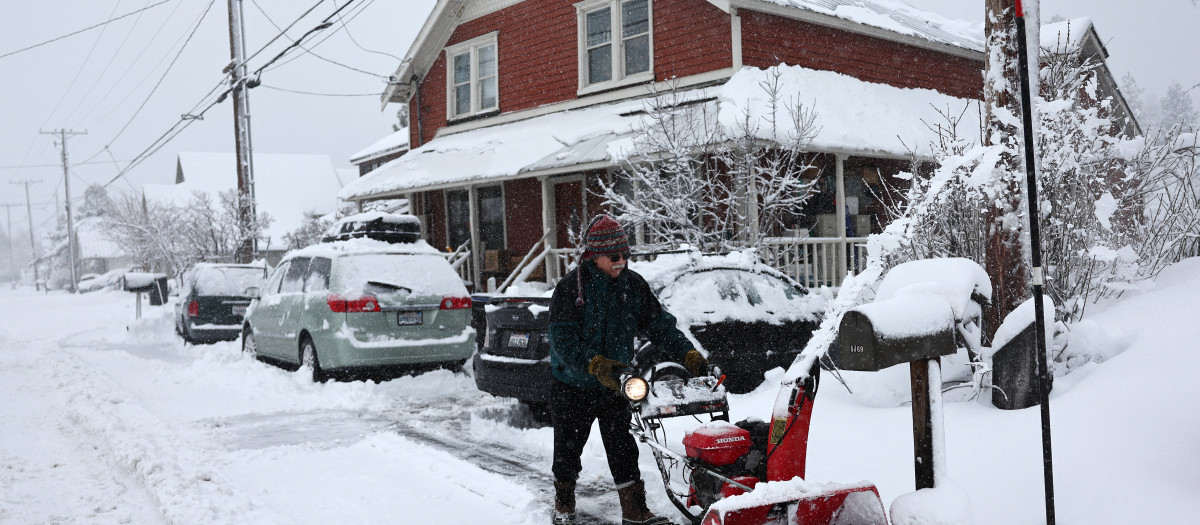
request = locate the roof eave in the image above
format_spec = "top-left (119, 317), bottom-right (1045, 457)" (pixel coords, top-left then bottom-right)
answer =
top-left (730, 0), bottom-right (984, 61)
top-left (382, 0), bottom-right (462, 108)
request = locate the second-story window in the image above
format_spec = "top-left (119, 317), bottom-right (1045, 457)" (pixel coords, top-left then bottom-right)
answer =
top-left (446, 33), bottom-right (498, 119)
top-left (577, 0), bottom-right (652, 93)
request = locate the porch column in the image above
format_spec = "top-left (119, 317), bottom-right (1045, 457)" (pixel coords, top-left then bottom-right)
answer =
top-left (468, 185), bottom-right (483, 290)
top-left (835, 154), bottom-right (848, 279)
top-left (541, 176), bottom-right (558, 282)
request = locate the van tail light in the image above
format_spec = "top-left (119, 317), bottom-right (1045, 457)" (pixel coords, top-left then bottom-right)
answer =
top-left (187, 300), bottom-right (199, 317)
top-left (327, 294), bottom-right (380, 313)
top-left (439, 297), bottom-right (472, 310)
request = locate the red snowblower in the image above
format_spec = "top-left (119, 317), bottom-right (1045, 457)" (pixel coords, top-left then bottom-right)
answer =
top-left (618, 361), bottom-right (887, 525)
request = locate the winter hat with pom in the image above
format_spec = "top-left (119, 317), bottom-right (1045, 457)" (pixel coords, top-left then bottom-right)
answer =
top-left (582, 215), bottom-right (629, 261)
top-left (575, 215), bottom-right (630, 305)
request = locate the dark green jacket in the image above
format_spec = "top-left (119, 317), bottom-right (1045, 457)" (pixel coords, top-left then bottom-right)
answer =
top-left (548, 261), bottom-right (693, 388)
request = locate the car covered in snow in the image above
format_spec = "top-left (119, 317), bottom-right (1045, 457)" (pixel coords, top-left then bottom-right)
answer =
top-left (77, 267), bottom-right (131, 293)
top-left (241, 229), bottom-right (475, 381)
top-left (174, 263), bottom-right (268, 343)
top-left (472, 250), bottom-right (827, 415)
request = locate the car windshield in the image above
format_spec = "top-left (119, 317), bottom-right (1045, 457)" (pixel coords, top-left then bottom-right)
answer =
top-left (330, 253), bottom-right (466, 297)
top-left (194, 267), bottom-right (267, 296)
top-left (658, 269), bottom-right (825, 325)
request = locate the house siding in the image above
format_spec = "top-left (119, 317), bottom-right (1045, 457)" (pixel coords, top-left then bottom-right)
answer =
top-left (740, 10), bottom-right (984, 100)
top-left (503, 178), bottom-right (545, 254)
top-left (653, 0), bottom-right (733, 80)
top-left (410, 0), bottom-right (737, 146)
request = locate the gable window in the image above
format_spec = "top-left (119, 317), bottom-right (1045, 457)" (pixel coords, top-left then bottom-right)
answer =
top-left (445, 32), bottom-right (498, 119)
top-left (577, 0), bottom-right (652, 93)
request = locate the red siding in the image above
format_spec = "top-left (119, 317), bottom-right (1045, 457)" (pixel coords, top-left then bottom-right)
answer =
top-left (740, 10), bottom-right (983, 100)
top-left (503, 178), bottom-right (545, 253)
top-left (653, 0), bottom-right (732, 80)
top-left (412, 0), bottom-right (736, 143)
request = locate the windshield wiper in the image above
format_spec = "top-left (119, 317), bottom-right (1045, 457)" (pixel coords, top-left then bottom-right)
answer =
top-left (366, 280), bottom-right (413, 294)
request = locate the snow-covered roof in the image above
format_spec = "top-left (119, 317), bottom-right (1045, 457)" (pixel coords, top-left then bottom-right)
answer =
top-left (1040, 17), bottom-right (1104, 57)
top-left (348, 128), bottom-right (411, 165)
top-left (147, 153), bottom-right (344, 247)
top-left (748, 0), bottom-right (983, 52)
top-left (341, 63), bottom-right (980, 200)
top-left (382, 0), bottom-right (984, 105)
top-left (74, 217), bottom-right (124, 259)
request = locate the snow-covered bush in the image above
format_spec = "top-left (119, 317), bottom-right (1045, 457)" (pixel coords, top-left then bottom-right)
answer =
top-left (599, 71), bottom-right (818, 252)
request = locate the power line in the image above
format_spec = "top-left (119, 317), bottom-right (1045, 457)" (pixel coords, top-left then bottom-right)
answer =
top-left (103, 0), bottom-right (220, 149)
top-left (250, 0), bottom-right (386, 79)
top-left (60, 0), bottom-right (158, 128)
top-left (0, 0), bottom-right (175, 60)
top-left (0, 160), bottom-right (133, 170)
top-left (38, 1), bottom-right (123, 132)
top-left (259, 84), bottom-right (379, 97)
top-left (263, 0), bottom-right (375, 75)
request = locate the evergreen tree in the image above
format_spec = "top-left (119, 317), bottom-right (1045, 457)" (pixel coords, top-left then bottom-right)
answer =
top-left (1160, 82), bottom-right (1199, 131)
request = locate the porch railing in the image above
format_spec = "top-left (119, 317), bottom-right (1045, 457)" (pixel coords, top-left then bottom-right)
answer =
top-left (538, 237), bottom-right (869, 289)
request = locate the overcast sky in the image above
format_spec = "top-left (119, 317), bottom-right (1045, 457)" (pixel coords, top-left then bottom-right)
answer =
top-left (2, 0), bottom-right (1197, 235)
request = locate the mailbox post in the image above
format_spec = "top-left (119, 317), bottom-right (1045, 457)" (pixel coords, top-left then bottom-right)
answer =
top-left (838, 294), bottom-right (958, 490)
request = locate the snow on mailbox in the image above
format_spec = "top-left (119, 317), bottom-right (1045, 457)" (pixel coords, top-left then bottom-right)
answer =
top-left (838, 294), bottom-right (958, 372)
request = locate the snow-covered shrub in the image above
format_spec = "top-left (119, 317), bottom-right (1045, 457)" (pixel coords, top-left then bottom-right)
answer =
top-left (599, 71), bottom-right (818, 253)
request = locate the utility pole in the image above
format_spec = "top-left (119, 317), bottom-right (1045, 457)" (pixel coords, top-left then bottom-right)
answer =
top-left (227, 0), bottom-right (257, 264)
top-left (10, 179), bottom-right (42, 289)
top-left (41, 129), bottom-right (87, 292)
top-left (2, 203), bottom-right (16, 289)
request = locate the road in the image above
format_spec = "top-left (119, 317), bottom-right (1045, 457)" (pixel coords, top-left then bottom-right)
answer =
top-left (0, 289), bottom-right (667, 525)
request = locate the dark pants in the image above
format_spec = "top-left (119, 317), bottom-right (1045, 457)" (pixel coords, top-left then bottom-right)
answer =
top-left (551, 379), bottom-right (641, 486)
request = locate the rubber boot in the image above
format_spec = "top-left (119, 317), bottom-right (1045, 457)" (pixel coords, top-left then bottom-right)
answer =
top-left (617, 480), bottom-right (671, 525)
top-left (552, 479), bottom-right (576, 525)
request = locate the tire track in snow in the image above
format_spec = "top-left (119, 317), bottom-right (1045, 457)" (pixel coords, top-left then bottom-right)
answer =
top-left (48, 338), bottom-right (289, 525)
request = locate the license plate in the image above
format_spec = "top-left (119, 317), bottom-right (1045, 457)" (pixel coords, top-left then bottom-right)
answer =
top-left (507, 332), bottom-right (530, 348)
top-left (232, 305), bottom-right (247, 316)
top-left (398, 311), bottom-right (423, 326)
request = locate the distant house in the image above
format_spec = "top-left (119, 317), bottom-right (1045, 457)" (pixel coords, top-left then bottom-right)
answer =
top-left (1041, 17), bottom-right (1140, 137)
top-left (349, 128), bottom-right (411, 176)
top-left (145, 152), bottom-right (344, 264)
top-left (74, 217), bottom-right (130, 274)
top-left (338, 0), bottom-right (1136, 291)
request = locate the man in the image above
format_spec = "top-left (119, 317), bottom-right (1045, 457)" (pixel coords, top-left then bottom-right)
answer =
top-left (547, 215), bottom-right (709, 525)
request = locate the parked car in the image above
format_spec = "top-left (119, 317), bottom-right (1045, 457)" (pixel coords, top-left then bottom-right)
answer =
top-left (175, 263), bottom-right (268, 343)
top-left (77, 267), bottom-right (131, 293)
top-left (472, 250), bottom-right (828, 416)
top-left (242, 215), bottom-right (475, 381)
top-left (471, 295), bottom-right (554, 419)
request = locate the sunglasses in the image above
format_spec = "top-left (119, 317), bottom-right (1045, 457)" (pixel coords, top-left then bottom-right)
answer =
top-left (606, 251), bottom-right (631, 263)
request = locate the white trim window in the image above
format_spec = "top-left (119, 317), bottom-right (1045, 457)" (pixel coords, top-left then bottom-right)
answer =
top-left (445, 32), bottom-right (499, 119)
top-left (576, 0), bottom-right (652, 93)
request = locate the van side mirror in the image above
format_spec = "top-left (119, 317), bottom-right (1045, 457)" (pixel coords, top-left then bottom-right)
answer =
top-left (245, 286), bottom-right (260, 299)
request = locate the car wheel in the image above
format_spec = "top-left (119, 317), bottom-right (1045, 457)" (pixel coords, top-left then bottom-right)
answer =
top-left (242, 327), bottom-right (258, 360)
top-left (300, 338), bottom-right (327, 383)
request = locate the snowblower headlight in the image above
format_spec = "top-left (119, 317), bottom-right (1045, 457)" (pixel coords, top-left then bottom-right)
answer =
top-left (623, 377), bottom-right (648, 402)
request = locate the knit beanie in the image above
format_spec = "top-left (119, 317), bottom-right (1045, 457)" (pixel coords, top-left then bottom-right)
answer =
top-left (575, 215), bottom-right (630, 306)
top-left (582, 215), bottom-right (629, 261)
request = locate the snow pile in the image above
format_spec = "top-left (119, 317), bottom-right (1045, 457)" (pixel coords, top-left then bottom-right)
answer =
top-left (889, 481), bottom-right (973, 525)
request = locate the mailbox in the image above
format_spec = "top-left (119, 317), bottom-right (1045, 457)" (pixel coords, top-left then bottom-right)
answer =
top-left (836, 294), bottom-right (958, 372)
top-left (124, 272), bottom-right (170, 306)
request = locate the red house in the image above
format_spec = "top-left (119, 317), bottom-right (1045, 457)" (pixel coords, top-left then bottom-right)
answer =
top-left (340, 0), bottom-right (996, 290)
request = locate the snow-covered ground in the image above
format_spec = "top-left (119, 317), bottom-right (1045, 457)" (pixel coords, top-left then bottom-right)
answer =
top-left (2, 258), bottom-right (1198, 524)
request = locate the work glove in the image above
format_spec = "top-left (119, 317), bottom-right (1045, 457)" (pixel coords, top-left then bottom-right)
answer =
top-left (684, 349), bottom-right (709, 377)
top-left (588, 355), bottom-right (627, 391)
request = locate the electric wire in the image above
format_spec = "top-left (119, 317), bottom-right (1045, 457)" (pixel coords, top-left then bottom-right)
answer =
top-left (333, 0), bottom-right (402, 62)
top-left (0, 0), bottom-right (175, 60)
top-left (258, 84), bottom-right (378, 97)
top-left (74, 0), bottom-right (189, 129)
top-left (261, 0), bottom-right (373, 74)
top-left (251, 0), bottom-right (386, 79)
top-left (102, 0), bottom-right (219, 150)
top-left (251, 0), bottom-right (363, 77)
top-left (95, 0), bottom-right (356, 190)
top-left (60, 0), bottom-right (157, 128)
top-left (38, 0), bottom-right (123, 131)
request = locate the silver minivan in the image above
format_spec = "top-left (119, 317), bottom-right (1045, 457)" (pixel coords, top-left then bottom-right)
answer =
top-left (242, 237), bottom-right (474, 381)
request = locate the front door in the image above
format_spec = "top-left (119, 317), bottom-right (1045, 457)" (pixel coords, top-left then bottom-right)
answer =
top-left (554, 180), bottom-right (584, 250)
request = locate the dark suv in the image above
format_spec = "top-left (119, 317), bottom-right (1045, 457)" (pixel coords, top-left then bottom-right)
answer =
top-left (471, 296), bottom-right (554, 418)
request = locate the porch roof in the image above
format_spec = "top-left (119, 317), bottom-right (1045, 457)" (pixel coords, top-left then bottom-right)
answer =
top-left (340, 64), bottom-right (980, 201)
